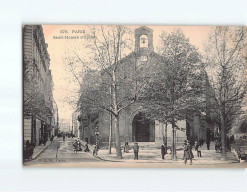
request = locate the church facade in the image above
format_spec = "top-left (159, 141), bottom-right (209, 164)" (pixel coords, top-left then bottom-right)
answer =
top-left (77, 26), bottom-right (210, 147)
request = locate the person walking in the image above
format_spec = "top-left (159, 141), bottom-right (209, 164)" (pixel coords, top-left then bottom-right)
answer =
top-left (197, 144), bottom-right (202, 157)
top-left (63, 135), bottom-right (65, 142)
top-left (124, 141), bottom-right (129, 153)
top-left (184, 140), bottom-right (194, 165)
top-left (84, 142), bottom-right (90, 152)
top-left (133, 142), bottom-right (139, 160)
top-left (194, 140), bottom-right (201, 157)
top-left (161, 143), bottom-right (166, 159)
top-left (77, 139), bottom-right (82, 151)
top-left (182, 140), bottom-right (187, 160)
top-left (73, 139), bottom-right (78, 153)
top-left (93, 144), bottom-right (98, 156)
top-left (194, 140), bottom-right (199, 151)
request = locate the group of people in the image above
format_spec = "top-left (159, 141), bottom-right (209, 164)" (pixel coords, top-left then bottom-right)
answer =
top-left (125, 141), bottom-right (195, 162)
top-left (23, 140), bottom-right (35, 161)
top-left (69, 138), bottom-right (209, 163)
top-left (72, 138), bottom-right (98, 155)
top-left (73, 139), bottom-right (82, 153)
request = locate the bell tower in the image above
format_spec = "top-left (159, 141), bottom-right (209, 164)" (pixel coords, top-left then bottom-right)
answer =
top-left (135, 26), bottom-right (154, 54)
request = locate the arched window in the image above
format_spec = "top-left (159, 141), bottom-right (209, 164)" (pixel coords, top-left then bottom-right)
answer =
top-left (140, 35), bottom-right (148, 48)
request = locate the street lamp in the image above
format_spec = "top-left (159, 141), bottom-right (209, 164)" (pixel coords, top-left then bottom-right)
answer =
top-left (95, 126), bottom-right (99, 145)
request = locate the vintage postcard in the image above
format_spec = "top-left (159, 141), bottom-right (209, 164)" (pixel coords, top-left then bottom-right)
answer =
top-left (23, 25), bottom-right (247, 167)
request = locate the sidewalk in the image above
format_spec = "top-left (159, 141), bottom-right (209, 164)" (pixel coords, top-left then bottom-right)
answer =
top-left (31, 137), bottom-right (58, 160)
top-left (77, 139), bottom-right (241, 165)
top-left (95, 147), bottom-right (240, 165)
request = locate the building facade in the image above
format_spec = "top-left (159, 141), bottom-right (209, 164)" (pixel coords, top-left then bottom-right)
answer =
top-left (59, 118), bottom-right (71, 133)
top-left (78, 26), bottom-right (211, 147)
top-left (23, 25), bottom-right (56, 147)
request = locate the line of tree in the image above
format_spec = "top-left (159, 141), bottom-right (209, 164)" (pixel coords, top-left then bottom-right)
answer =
top-left (65, 26), bottom-right (247, 161)
top-left (204, 26), bottom-right (247, 160)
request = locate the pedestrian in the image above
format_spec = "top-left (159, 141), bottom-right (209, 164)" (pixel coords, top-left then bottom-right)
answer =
top-left (182, 140), bottom-right (187, 160)
top-left (197, 144), bottom-right (202, 157)
top-left (93, 144), bottom-right (98, 156)
top-left (25, 140), bottom-right (31, 150)
top-left (194, 140), bottom-right (199, 151)
top-left (184, 140), bottom-right (194, 165)
top-left (194, 140), bottom-right (202, 157)
top-left (84, 142), bottom-right (90, 152)
top-left (124, 141), bottom-right (129, 153)
top-left (77, 139), bottom-right (82, 151)
top-left (24, 140), bottom-right (31, 161)
top-left (63, 135), bottom-right (65, 142)
top-left (73, 139), bottom-right (78, 153)
top-left (161, 143), bottom-right (166, 160)
top-left (133, 142), bottom-right (139, 160)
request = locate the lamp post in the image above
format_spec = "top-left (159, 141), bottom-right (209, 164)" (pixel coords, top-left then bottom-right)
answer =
top-left (95, 126), bottom-right (99, 145)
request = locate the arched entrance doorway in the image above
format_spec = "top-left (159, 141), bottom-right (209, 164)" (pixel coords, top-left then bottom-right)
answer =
top-left (132, 112), bottom-right (155, 142)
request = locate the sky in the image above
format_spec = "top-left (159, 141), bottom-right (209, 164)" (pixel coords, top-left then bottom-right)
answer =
top-left (42, 25), bottom-right (212, 121)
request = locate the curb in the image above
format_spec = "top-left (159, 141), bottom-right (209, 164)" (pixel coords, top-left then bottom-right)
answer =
top-left (94, 156), bottom-right (240, 164)
top-left (95, 152), bottom-right (240, 164)
top-left (94, 155), bottom-right (122, 162)
top-left (31, 137), bottom-right (58, 160)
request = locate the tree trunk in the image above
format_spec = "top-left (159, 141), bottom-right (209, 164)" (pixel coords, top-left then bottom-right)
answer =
top-left (220, 111), bottom-right (227, 160)
top-left (172, 123), bottom-right (177, 160)
top-left (108, 113), bottom-right (112, 154)
top-left (114, 115), bottom-right (122, 159)
top-left (111, 68), bottom-right (122, 159)
top-left (165, 122), bottom-right (168, 148)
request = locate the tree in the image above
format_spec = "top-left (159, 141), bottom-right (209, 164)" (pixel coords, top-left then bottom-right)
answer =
top-left (139, 30), bottom-right (204, 160)
top-left (23, 57), bottom-right (52, 119)
top-left (65, 25), bottom-right (137, 159)
top-left (204, 26), bottom-right (247, 160)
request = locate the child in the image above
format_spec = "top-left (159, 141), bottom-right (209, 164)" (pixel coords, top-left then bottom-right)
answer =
top-left (93, 144), bottom-right (98, 156)
top-left (197, 144), bottom-right (202, 157)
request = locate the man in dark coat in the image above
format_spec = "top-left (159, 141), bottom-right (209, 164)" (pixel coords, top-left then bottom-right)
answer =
top-left (124, 141), bottom-right (129, 153)
top-left (182, 140), bottom-right (187, 160)
top-left (184, 140), bottom-right (194, 165)
top-left (93, 143), bottom-right (98, 156)
top-left (133, 143), bottom-right (139, 160)
top-left (161, 144), bottom-right (166, 159)
top-left (84, 142), bottom-right (90, 152)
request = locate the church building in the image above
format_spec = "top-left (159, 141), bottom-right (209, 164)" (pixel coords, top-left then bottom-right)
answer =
top-left (78, 26), bottom-right (210, 147)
